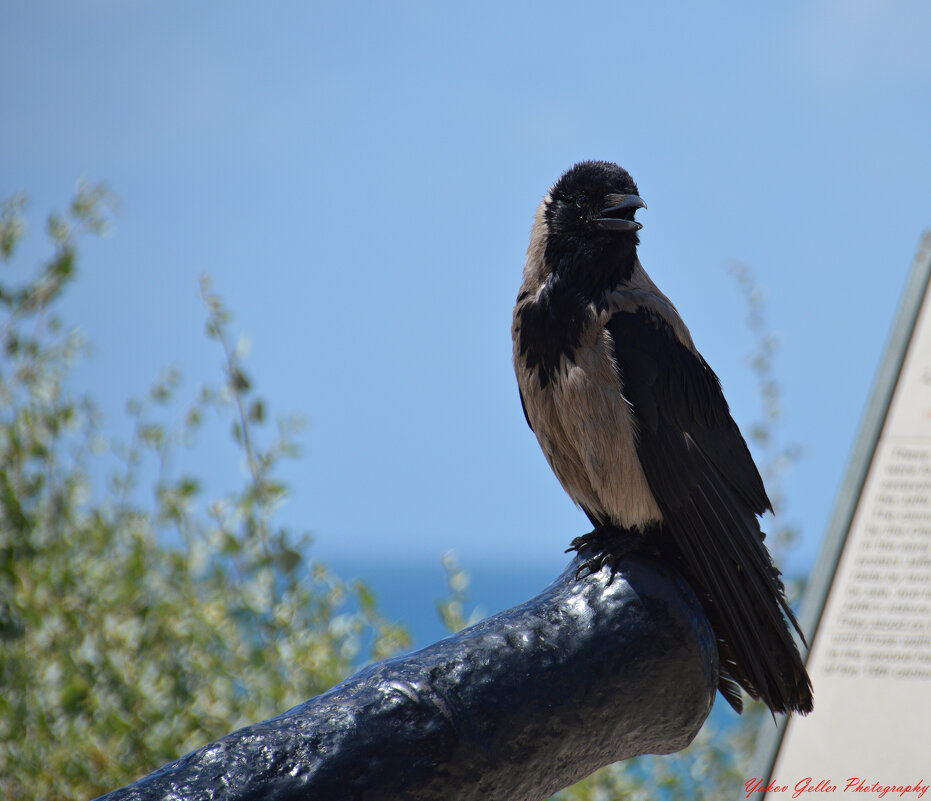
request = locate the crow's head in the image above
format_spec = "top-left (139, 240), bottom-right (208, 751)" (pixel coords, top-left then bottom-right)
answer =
top-left (538, 161), bottom-right (646, 293)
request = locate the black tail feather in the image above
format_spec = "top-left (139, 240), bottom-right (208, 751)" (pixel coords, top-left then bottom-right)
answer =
top-left (671, 508), bottom-right (781, 711)
top-left (661, 488), bottom-right (813, 715)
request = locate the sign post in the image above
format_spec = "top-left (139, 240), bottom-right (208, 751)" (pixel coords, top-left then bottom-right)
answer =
top-left (750, 231), bottom-right (931, 796)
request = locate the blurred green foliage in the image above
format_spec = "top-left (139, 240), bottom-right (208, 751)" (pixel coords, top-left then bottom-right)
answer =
top-left (0, 188), bottom-right (409, 800)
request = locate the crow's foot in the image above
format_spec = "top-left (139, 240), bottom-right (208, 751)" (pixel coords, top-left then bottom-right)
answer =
top-left (567, 524), bottom-right (649, 585)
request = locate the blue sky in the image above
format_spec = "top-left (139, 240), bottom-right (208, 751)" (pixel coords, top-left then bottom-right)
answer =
top-left (3, 2), bottom-right (930, 639)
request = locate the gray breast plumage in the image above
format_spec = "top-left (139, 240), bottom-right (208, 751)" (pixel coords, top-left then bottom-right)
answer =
top-left (513, 304), bottom-right (663, 529)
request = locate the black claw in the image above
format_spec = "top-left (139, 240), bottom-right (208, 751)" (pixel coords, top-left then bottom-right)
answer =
top-left (573, 551), bottom-right (621, 584)
top-left (568, 523), bottom-right (653, 584)
top-left (567, 525), bottom-right (614, 555)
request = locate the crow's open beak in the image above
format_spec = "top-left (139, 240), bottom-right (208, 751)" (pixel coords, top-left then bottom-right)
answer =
top-left (595, 194), bottom-right (647, 232)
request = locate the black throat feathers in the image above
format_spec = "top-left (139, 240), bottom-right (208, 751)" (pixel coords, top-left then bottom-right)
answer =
top-left (516, 241), bottom-right (638, 389)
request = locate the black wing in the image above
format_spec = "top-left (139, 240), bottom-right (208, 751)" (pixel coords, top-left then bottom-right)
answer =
top-left (606, 307), bottom-right (812, 715)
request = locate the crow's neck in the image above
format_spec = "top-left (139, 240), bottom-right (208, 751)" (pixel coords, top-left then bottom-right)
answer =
top-left (517, 238), bottom-right (638, 389)
top-left (545, 230), bottom-right (638, 299)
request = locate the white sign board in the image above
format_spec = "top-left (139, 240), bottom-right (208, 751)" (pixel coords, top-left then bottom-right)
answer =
top-left (750, 232), bottom-right (931, 800)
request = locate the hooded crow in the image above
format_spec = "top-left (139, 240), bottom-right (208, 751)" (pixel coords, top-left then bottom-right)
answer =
top-left (512, 160), bottom-right (813, 715)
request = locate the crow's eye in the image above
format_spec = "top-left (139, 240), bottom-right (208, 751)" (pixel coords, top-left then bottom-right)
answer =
top-left (575, 194), bottom-right (589, 209)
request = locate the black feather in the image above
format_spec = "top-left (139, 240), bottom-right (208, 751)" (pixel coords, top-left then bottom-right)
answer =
top-left (515, 274), bottom-right (588, 389)
top-left (518, 388), bottom-right (533, 431)
top-left (606, 308), bottom-right (812, 714)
